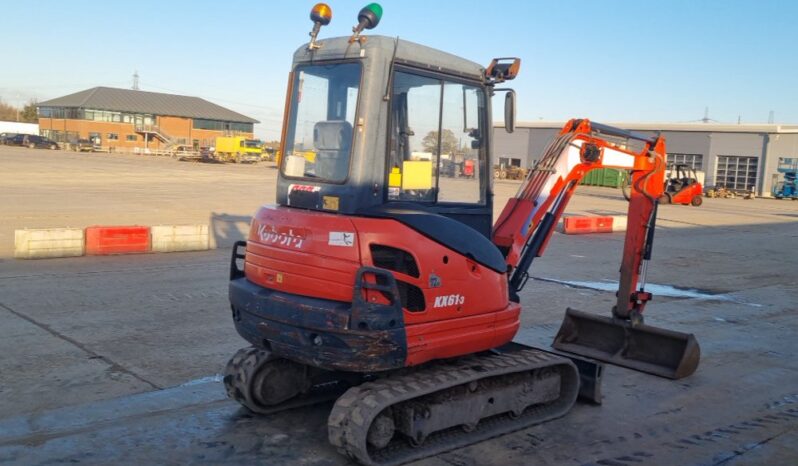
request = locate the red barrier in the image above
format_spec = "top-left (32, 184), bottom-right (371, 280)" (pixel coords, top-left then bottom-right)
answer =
top-left (85, 226), bottom-right (150, 255)
top-left (562, 216), bottom-right (614, 234)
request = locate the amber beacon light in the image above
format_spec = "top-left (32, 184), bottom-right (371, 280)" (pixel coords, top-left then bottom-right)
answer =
top-left (308, 3), bottom-right (332, 50)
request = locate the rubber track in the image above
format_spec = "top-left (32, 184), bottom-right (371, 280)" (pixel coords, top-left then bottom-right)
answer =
top-left (327, 348), bottom-right (579, 466)
top-left (224, 347), bottom-right (347, 415)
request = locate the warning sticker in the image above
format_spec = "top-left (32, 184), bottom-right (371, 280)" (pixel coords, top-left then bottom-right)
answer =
top-left (328, 231), bottom-right (355, 247)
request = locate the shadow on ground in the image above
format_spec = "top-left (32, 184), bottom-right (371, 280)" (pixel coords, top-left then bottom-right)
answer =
top-left (210, 213), bottom-right (252, 249)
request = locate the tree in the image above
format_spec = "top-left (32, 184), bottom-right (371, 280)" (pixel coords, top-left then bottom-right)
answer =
top-left (20, 100), bottom-right (38, 123)
top-left (0, 99), bottom-right (18, 122)
top-left (421, 129), bottom-right (459, 156)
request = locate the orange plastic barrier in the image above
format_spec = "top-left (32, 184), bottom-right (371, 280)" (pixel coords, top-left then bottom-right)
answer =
top-left (562, 216), bottom-right (616, 235)
top-left (85, 226), bottom-right (150, 255)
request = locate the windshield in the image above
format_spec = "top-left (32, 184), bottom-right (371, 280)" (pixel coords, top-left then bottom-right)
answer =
top-left (282, 62), bottom-right (361, 183)
top-left (244, 139), bottom-right (260, 148)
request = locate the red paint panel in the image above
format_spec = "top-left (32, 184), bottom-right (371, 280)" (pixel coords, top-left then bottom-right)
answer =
top-left (562, 216), bottom-right (614, 235)
top-left (85, 226), bottom-right (150, 255)
top-left (244, 205), bottom-right (361, 301)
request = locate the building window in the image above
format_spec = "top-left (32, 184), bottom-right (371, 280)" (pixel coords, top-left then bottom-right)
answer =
top-left (126, 135), bottom-right (137, 141)
top-left (715, 155), bottom-right (758, 191)
top-left (108, 133), bottom-right (119, 140)
top-left (193, 118), bottom-right (253, 133)
top-left (667, 153), bottom-right (703, 170)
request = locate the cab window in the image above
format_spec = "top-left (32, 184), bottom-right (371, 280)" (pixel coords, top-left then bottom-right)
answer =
top-left (388, 69), bottom-right (486, 204)
top-left (282, 62), bottom-right (362, 183)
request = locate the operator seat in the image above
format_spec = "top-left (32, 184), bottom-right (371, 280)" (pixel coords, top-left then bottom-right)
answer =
top-left (314, 121), bottom-right (353, 180)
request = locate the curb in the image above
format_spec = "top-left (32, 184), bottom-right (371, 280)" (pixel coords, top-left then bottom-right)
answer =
top-left (561, 215), bottom-right (627, 235)
top-left (14, 224), bottom-right (210, 259)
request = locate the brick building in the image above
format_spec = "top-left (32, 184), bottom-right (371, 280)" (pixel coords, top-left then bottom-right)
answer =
top-left (37, 87), bottom-right (258, 151)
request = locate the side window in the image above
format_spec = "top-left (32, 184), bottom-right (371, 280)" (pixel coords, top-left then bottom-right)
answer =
top-left (437, 83), bottom-right (483, 203)
top-left (388, 72), bottom-right (441, 201)
top-left (388, 70), bottom-right (485, 204)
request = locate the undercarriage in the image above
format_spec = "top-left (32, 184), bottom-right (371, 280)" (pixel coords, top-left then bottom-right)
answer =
top-left (224, 344), bottom-right (580, 466)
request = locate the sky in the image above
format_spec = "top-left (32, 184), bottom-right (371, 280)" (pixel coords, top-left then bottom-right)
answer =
top-left (1, 0), bottom-right (796, 140)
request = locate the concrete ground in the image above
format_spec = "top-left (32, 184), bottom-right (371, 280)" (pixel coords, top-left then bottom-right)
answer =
top-left (1, 146), bottom-right (797, 465)
top-left (0, 145), bottom-right (273, 257)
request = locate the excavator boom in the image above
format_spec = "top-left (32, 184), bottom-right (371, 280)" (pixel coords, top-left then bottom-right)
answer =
top-left (493, 119), bottom-right (700, 379)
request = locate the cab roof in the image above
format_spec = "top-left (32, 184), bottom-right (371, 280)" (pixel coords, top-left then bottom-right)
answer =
top-left (293, 35), bottom-right (486, 82)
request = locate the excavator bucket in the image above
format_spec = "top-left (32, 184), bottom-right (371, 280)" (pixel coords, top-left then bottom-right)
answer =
top-left (552, 308), bottom-right (700, 379)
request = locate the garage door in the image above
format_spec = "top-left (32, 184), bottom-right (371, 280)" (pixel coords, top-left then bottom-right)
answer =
top-left (667, 153), bottom-right (703, 170)
top-left (715, 155), bottom-right (758, 191)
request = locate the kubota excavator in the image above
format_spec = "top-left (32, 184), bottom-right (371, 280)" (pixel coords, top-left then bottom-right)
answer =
top-left (223, 4), bottom-right (700, 465)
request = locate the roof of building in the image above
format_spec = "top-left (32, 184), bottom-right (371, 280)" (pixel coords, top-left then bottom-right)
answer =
top-left (38, 87), bottom-right (258, 124)
top-left (500, 120), bottom-right (798, 134)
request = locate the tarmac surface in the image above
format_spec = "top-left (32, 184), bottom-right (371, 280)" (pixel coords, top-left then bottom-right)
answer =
top-left (1, 146), bottom-right (797, 465)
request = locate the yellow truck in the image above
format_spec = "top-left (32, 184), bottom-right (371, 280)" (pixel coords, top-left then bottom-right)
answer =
top-left (214, 137), bottom-right (262, 163)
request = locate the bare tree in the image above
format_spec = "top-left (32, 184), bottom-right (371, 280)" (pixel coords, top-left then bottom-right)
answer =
top-left (421, 129), bottom-right (458, 155)
top-left (0, 99), bottom-right (19, 122)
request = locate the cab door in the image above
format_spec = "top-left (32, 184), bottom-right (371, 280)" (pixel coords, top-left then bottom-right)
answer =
top-left (386, 67), bottom-right (492, 237)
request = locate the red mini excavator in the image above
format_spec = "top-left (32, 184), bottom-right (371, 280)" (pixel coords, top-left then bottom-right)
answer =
top-left (223, 4), bottom-right (700, 465)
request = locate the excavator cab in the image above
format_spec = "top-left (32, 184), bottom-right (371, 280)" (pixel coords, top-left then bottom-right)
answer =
top-left (277, 35), bottom-right (495, 238)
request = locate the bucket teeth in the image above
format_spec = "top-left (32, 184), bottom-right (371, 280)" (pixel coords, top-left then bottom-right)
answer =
top-left (552, 308), bottom-right (700, 379)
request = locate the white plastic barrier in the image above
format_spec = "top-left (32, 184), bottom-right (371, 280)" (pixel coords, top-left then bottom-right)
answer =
top-left (150, 225), bottom-right (210, 253)
top-left (14, 228), bottom-right (85, 259)
top-left (610, 215), bottom-right (627, 231)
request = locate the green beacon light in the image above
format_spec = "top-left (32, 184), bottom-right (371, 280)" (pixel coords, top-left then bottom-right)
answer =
top-left (349, 3), bottom-right (382, 43)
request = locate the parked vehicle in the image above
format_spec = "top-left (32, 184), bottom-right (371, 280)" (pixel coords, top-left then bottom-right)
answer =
top-left (1, 132), bottom-right (19, 145)
top-left (74, 139), bottom-right (95, 152)
top-left (494, 163), bottom-right (527, 180)
top-left (6, 134), bottom-right (59, 150)
top-left (662, 164), bottom-right (704, 206)
top-left (772, 157), bottom-right (798, 200)
top-left (214, 136), bottom-right (262, 163)
top-left (622, 164), bottom-right (704, 206)
top-left (261, 146), bottom-right (278, 162)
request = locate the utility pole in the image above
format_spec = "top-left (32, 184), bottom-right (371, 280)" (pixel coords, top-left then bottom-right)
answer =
top-left (768, 110), bottom-right (774, 124)
top-left (132, 70), bottom-right (140, 91)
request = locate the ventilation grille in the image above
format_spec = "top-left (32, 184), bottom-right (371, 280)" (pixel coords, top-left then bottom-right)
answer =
top-left (397, 281), bottom-right (425, 312)
top-left (374, 275), bottom-right (426, 312)
top-left (370, 244), bottom-right (420, 278)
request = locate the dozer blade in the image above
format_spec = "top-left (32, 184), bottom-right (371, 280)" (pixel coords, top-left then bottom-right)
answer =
top-left (552, 308), bottom-right (700, 379)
